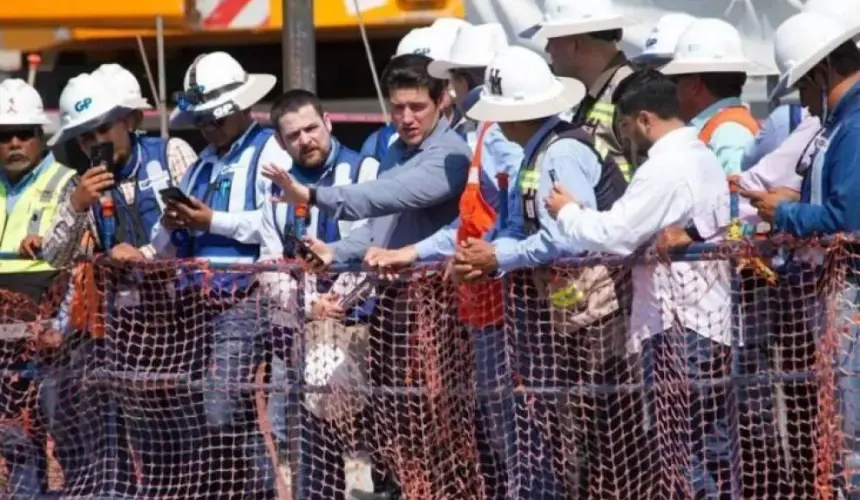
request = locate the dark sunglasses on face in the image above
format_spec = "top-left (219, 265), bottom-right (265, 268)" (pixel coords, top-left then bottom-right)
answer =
top-left (0, 128), bottom-right (38, 143)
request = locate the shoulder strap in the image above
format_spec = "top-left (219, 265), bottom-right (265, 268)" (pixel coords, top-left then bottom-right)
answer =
top-left (247, 128), bottom-right (275, 209)
top-left (468, 122), bottom-right (495, 178)
top-left (699, 105), bottom-right (761, 144)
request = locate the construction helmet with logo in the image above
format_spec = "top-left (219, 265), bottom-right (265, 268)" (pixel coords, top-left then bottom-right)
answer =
top-left (520, 0), bottom-right (638, 41)
top-left (770, 13), bottom-right (860, 100)
top-left (632, 13), bottom-right (696, 67)
top-left (48, 73), bottom-right (131, 147)
top-left (659, 18), bottom-right (764, 76)
top-left (0, 78), bottom-right (50, 127)
top-left (92, 63), bottom-right (152, 110)
top-left (170, 51), bottom-right (276, 128)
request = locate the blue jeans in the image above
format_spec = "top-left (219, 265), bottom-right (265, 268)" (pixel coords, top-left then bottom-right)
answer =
top-left (0, 423), bottom-right (43, 498)
top-left (472, 327), bottom-right (519, 498)
top-left (203, 299), bottom-right (275, 498)
top-left (643, 331), bottom-right (733, 499)
top-left (838, 281), bottom-right (860, 497)
top-left (268, 346), bottom-right (346, 500)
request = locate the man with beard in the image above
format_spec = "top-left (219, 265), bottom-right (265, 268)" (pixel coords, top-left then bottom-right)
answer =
top-left (0, 78), bottom-right (76, 498)
top-left (259, 89), bottom-right (379, 499)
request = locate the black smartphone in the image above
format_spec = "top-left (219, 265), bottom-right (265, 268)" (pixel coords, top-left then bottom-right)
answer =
top-left (159, 187), bottom-right (194, 206)
top-left (90, 142), bottom-right (114, 168)
top-left (549, 169), bottom-right (559, 184)
top-left (285, 231), bottom-right (325, 267)
top-left (338, 278), bottom-right (375, 310)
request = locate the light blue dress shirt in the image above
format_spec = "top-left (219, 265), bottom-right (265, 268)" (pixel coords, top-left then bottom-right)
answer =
top-left (1, 152), bottom-right (56, 213)
top-left (741, 103), bottom-right (805, 171)
top-left (490, 117), bottom-right (601, 272)
top-left (414, 122), bottom-right (524, 260)
top-left (689, 97), bottom-right (757, 176)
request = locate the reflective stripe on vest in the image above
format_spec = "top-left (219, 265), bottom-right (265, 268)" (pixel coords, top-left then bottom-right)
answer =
top-left (0, 162), bottom-right (75, 274)
top-left (456, 122), bottom-right (504, 328)
top-left (698, 105), bottom-right (761, 144)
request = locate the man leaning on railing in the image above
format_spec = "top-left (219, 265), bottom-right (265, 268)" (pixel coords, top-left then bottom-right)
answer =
top-left (0, 78), bottom-right (76, 498)
top-left (546, 68), bottom-right (733, 498)
top-left (744, 12), bottom-right (860, 495)
top-left (268, 53), bottom-right (472, 498)
top-left (451, 46), bottom-right (634, 499)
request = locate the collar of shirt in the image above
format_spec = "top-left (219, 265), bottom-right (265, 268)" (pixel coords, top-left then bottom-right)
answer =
top-left (116, 133), bottom-right (144, 181)
top-left (587, 51), bottom-right (629, 99)
top-left (390, 115), bottom-right (451, 161)
top-left (0, 151), bottom-right (55, 193)
top-left (689, 96), bottom-right (744, 132)
top-left (1, 151), bottom-right (55, 211)
top-left (647, 126), bottom-right (698, 159)
top-left (291, 138), bottom-right (341, 185)
top-left (522, 116), bottom-right (562, 166)
top-left (198, 121), bottom-right (263, 165)
top-left (827, 79), bottom-right (860, 126)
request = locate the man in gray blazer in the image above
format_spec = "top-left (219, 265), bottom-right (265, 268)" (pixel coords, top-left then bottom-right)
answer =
top-left (265, 53), bottom-right (473, 498)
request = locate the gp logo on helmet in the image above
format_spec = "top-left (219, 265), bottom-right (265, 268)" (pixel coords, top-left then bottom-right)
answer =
top-left (74, 97), bottom-right (93, 113)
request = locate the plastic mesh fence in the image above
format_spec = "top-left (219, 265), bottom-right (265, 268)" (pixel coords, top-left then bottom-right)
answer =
top-left (0, 236), bottom-right (857, 499)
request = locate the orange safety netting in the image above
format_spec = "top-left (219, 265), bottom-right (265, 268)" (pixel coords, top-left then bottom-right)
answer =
top-left (0, 236), bottom-right (858, 499)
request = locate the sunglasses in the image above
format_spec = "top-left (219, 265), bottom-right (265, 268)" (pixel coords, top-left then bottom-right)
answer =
top-left (0, 128), bottom-right (38, 143)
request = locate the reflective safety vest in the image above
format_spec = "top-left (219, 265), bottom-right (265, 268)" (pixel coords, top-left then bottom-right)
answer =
top-left (570, 56), bottom-right (636, 181)
top-left (92, 135), bottom-right (173, 249)
top-left (698, 105), bottom-right (761, 144)
top-left (521, 122), bottom-right (627, 323)
top-left (456, 122), bottom-right (506, 328)
top-left (0, 161), bottom-right (75, 274)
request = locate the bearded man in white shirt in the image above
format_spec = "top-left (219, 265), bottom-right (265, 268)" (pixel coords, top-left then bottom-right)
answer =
top-left (545, 69), bottom-right (734, 499)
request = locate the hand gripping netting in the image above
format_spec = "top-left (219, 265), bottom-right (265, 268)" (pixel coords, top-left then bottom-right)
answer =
top-left (0, 236), bottom-right (857, 499)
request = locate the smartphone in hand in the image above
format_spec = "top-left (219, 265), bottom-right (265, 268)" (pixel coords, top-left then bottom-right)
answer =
top-left (90, 142), bottom-right (114, 168)
top-left (285, 230), bottom-right (325, 267)
top-left (338, 278), bottom-right (375, 310)
top-left (159, 187), bottom-right (194, 206)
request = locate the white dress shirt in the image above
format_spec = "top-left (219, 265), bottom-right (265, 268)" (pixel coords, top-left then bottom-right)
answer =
top-left (555, 126), bottom-right (732, 352)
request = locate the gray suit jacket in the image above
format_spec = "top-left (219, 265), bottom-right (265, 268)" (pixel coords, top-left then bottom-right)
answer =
top-left (315, 117), bottom-right (471, 262)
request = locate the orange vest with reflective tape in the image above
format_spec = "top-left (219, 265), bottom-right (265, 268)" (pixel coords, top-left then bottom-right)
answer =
top-left (456, 122), bottom-right (506, 328)
top-left (698, 105), bottom-right (760, 144)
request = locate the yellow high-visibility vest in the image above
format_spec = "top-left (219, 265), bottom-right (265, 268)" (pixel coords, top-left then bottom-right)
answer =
top-left (0, 161), bottom-right (76, 273)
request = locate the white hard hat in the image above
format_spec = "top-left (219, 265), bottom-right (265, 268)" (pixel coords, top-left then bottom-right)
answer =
top-left (803, 0), bottom-right (860, 20)
top-left (659, 18), bottom-right (763, 76)
top-left (770, 13), bottom-right (860, 100)
top-left (520, 0), bottom-right (638, 41)
top-left (91, 63), bottom-right (152, 110)
top-left (467, 46), bottom-right (585, 123)
top-left (632, 13), bottom-right (696, 66)
top-left (0, 78), bottom-right (50, 127)
top-left (48, 73), bottom-right (132, 147)
top-left (427, 23), bottom-right (509, 79)
top-left (170, 51), bottom-right (276, 128)
top-left (395, 27), bottom-right (453, 60)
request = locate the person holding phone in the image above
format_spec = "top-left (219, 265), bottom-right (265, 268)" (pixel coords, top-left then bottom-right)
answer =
top-left (149, 52), bottom-right (293, 498)
top-left (30, 72), bottom-right (197, 497)
top-left (453, 47), bottom-right (631, 499)
top-left (39, 73), bottom-right (196, 268)
top-left (257, 89), bottom-right (380, 498)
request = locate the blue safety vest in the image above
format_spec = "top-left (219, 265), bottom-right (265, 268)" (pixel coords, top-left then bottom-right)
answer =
top-left (93, 135), bottom-right (173, 248)
top-left (175, 123), bottom-right (272, 293)
top-left (272, 139), bottom-right (379, 321)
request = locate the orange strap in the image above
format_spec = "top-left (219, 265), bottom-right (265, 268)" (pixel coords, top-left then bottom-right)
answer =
top-left (456, 122), bottom-right (497, 243)
top-left (69, 232), bottom-right (105, 338)
top-left (698, 106), bottom-right (761, 145)
top-left (455, 122), bottom-right (505, 329)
